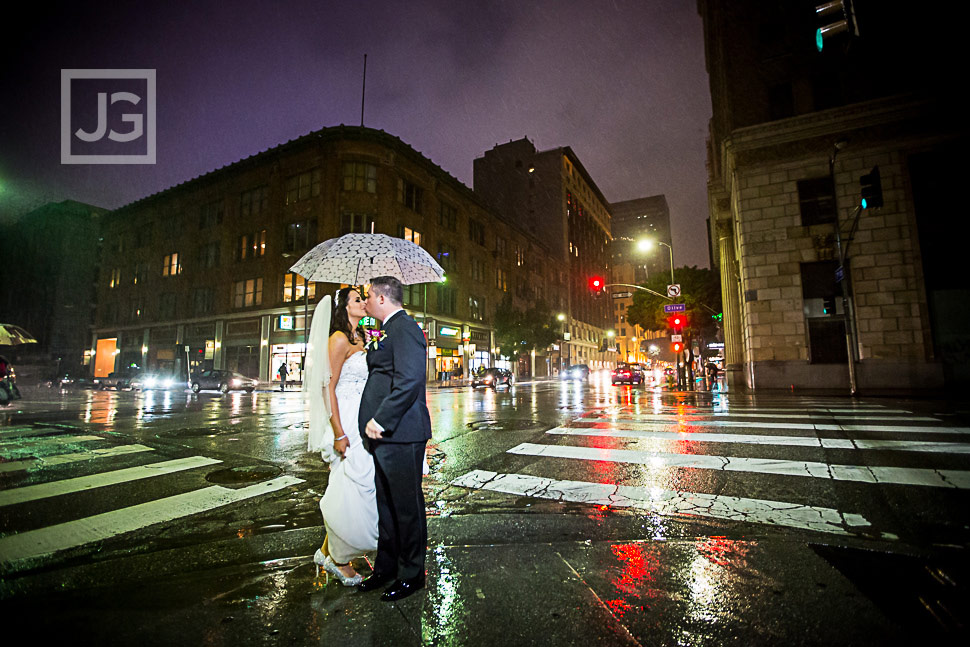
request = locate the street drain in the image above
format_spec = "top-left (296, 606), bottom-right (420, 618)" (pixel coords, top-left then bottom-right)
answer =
top-left (467, 419), bottom-right (549, 432)
top-left (206, 465), bottom-right (282, 484)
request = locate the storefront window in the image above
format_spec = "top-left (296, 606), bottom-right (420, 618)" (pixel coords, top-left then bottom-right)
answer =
top-left (271, 344), bottom-right (306, 384)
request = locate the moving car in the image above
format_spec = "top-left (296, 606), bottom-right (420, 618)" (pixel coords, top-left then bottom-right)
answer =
top-left (131, 372), bottom-right (184, 391)
top-left (611, 363), bottom-right (644, 385)
top-left (561, 364), bottom-right (590, 380)
top-left (99, 370), bottom-right (141, 390)
top-left (190, 369), bottom-right (257, 393)
top-left (471, 367), bottom-right (514, 388)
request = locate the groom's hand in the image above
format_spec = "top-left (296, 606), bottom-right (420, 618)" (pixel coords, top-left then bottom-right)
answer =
top-left (365, 418), bottom-right (384, 440)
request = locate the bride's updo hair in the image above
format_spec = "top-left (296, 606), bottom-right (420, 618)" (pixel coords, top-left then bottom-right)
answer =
top-left (331, 287), bottom-right (364, 343)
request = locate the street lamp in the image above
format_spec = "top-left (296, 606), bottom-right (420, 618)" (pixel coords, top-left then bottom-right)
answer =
top-left (557, 313), bottom-right (567, 373)
top-left (640, 238), bottom-right (675, 285)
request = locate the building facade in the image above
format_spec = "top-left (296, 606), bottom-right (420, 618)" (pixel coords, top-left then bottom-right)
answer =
top-left (474, 139), bottom-right (614, 371)
top-left (699, 0), bottom-right (969, 392)
top-left (92, 127), bottom-right (562, 384)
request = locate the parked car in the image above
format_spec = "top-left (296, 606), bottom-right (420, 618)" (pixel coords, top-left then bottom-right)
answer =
top-left (131, 371), bottom-right (184, 391)
top-left (611, 363), bottom-right (644, 385)
top-left (561, 364), bottom-right (590, 380)
top-left (99, 370), bottom-right (141, 390)
top-left (190, 369), bottom-right (257, 393)
top-left (471, 367), bottom-right (514, 389)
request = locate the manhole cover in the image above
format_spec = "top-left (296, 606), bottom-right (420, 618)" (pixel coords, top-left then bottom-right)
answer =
top-left (206, 465), bottom-right (282, 484)
top-left (467, 419), bottom-right (549, 432)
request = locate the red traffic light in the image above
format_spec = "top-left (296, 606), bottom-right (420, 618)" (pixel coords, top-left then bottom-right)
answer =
top-left (588, 276), bottom-right (605, 292)
top-left (672, 341), bottom-right (683, 353)
top-left (668, 315), bottom-right (687, 331)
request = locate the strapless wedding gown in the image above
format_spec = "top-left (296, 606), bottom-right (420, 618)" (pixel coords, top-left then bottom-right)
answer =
top-left (320, 351), bottom-right (378, 563)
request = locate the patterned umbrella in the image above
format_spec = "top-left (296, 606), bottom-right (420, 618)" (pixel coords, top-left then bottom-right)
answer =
top-left (0, 324), bottom-right (38, 346)
top-left (289, 233), bottom-right (445, 285)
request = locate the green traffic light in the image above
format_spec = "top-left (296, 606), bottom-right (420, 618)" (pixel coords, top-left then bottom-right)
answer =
top-left (861, 197), bottom-right (868, 209)
top-left (816, 28), bottom-right (824, 52)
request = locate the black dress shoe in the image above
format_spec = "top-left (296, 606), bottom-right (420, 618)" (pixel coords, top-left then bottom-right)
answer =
top-left (380, 574), bottom-right (425, 602)
top-left (357, 572), bottom-right (395, 592)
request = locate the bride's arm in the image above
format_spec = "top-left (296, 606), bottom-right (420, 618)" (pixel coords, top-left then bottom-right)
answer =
top-left (327, 332), bottom-right (351, 458)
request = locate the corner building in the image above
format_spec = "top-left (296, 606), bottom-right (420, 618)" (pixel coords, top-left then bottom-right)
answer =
top-left (92, 127), bottom-right (561, 384)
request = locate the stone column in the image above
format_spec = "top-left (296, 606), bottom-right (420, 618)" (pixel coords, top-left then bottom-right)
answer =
top-left (716, 218), bottom-right (745, 391)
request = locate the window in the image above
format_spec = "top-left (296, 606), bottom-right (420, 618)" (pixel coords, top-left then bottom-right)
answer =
top-left (283, 220), bottom-right (317, 252)
top-left (109, 268), bottom-right (121, 288)
top-left (199, 200), bottom-right (224, 229)
top-left (495, 268), bottom-right (508, 292)
top-left (239, 186), bottom-right (268, 218)
top-left (133, 262), bottom-right (149, 286)
top-left (471, 257), bottom-right (485, 282)
top-left (401, 226), bottom-right (422, 247)
top-left (403, 283), bottom-right (423, 308)
top-left (342, 162), bottom-right (377, 193)
top-left (102, 302), bottom-right (117, 326)
top-left (233, 278), bottom-right (263, 308)
top-left (135, 224), bottom-right (152, 248)
top-left (469, 295), bottom-right (485, 322)
top-left (798, 177), bottom-right (836, 226)
top-left (340, 212), bottom-right (374, 234)
top-left (197, 242), bottom-right (220, 269)
top-left (469, 220), bottom-right (485, 246)
top-left (515, 247), bottom-right (525, 267)
top-left (237, 230), bottom-right (267, 260)
top-left (285, 169), bottom-right (321, 205)
top-left (495, 236), bottom-right (507, 257)
top-left (437, 285), bottom-right (457, 315)
top-left (192, 288), bottom-right (214, 316)
top-left (397, 177), bottom-right (423, 213)
top-left (162, 253), bottom-right (181, 277)
top-left (436, 245), bottom-right (456, 272)
top-left (439, 203), bottom-right (457, 230)
top-left (159, 293), bottom-right (177, 320)
top-left (808, 319), bottom-right (848, 364)
top-left (129, 297), bottom-right (144, 322)
top-left (282, 273), bottom-right (316, 303)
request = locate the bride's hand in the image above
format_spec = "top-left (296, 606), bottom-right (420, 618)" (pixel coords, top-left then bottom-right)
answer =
top-left (334, 436), bottom-right (350, 459)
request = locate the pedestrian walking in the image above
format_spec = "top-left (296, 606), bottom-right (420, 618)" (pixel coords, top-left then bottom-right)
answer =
top-left (278, 362), bottom-right (289, 391)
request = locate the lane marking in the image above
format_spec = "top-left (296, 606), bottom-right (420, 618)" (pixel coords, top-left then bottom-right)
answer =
top-left (0, 435), bottom-right (102, 452)
top-left (568, 419), bottom-right (970, 435)
top-left (0, 476), bottom-right (304, 567)
top-left (586, 413), bottom-right (938, 422)
top-left (0, 445), bottom-right (155, 473)
top-left (452, 470), bottom-right (881, 538)
top-left (0, 456), bottom-right (222, 506)
top-left (547, 428), bottom-right (970, 454)
top-left (0, 426), bottom-right (44, 437)
top-left (507, 442), bottom-right (970, 489)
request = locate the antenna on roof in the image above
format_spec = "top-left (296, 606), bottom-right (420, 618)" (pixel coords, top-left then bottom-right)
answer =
top-left (360, 54), bottom-right (367, 127)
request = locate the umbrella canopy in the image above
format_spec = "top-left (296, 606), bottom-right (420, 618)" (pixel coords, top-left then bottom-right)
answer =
top-left (289, 233), bottom-right (445, 285)
top-left (0, 324), bottom-right (38, 346)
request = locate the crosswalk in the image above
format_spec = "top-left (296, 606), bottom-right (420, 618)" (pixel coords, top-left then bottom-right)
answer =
top-left (451, 398), bottom-right (970, 539)
top-left (0, 426), bottom-right (303, 571)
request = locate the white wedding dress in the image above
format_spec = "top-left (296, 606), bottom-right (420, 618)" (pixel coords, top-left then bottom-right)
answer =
top-left (317, 350), bottom-right (378, 563)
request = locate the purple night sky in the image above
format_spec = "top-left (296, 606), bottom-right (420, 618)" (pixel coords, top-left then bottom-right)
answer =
top-left (0, 1), bottom-right (713, 267)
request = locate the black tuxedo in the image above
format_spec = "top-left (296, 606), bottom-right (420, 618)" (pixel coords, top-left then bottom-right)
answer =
top-left (358, 310), bottom-right (431, 580)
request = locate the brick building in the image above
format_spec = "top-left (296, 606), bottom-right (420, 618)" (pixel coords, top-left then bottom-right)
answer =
top-left (699, 1), bottom-right (969, 392)
top-left (92, 127), bottom-right (561, 384)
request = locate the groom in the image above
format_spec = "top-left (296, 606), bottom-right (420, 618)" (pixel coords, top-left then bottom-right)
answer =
top-left (358, 275), bottom-right (432, 602)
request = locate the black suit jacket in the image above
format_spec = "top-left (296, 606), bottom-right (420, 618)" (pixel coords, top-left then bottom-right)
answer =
top-left (358, 311), bottom-right (432, 444)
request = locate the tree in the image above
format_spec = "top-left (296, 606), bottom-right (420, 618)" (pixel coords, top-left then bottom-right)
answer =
top-left (493, 298), bottom-right (559, 367)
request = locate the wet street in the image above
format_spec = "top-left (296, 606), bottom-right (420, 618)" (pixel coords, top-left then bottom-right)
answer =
top-left (1, 375), bottom-right (969, 645)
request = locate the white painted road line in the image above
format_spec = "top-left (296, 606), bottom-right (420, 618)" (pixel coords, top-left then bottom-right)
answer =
top-left (0, 426), bottom-right (45, 438)
top-left (0, 456), bottom-right (222, 506)
top-left (0, 444), bottom-right (156, 473)
top-left (572, 419), bottom-right (970, 435)
top-left (0, 475), bottom-right (304, 566)
top-left (547, 427), bottom-right (970, 454)
top-left (452, 470), bottom-right (881, 538)
top-left (589, 413), bottom-right (938, 422)
top-left (0, 435), bottom-right (102, 452)
top-left (506, 442), bottom-right (970, 489)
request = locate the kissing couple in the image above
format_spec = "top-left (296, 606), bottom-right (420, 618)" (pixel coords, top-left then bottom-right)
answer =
top-left (305, 275), bottom-right (432, 602)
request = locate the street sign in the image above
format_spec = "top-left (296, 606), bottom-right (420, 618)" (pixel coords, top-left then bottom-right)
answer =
top-left (667, 284), bottom-right (681, 297)
top-left (663, 303), bottom-right (686, 313)
top-left (671, 334), bottom-right (683, 342)
top-left (612, 291), bottom-right (633, 299)
top-left (835, 265), bottom-right (844, 282)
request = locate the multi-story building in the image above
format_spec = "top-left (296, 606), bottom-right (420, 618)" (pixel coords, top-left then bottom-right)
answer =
top-left (610, 196), bottom-right (673, 364)
top-left (474, 138), bottom-right (614, 372)
top-left (92, 126), bottom-right (561, 384)
top-left (699, 1), bottom-right (968, 392)
top-left (0, 200), bottom-right (106, 376)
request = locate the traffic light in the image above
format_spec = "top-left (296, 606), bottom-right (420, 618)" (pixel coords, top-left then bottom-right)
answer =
top-left (668, 315), bottom-right (687, 332)
top-left (860, 166), bottom-right (883, 210)
top-left (822, 296), bottom-right (837, 315)
top-left (814, 1), bottom-right (855, 52)
top-left (672, 341), bottom-right (683, 354)
top-left (588, 276), bottom-right (605, 294)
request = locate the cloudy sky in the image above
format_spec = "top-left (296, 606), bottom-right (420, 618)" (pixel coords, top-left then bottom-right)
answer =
top-left (0, 0), bottom-right (713, 267)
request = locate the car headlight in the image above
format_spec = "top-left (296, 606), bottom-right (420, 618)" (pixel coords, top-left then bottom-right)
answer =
top-left (161, 378), bottom-right (173, 388)
top-left (232, 379), bottom-right (241, 386)
top-left (145, 377), bottom-right (156, 387)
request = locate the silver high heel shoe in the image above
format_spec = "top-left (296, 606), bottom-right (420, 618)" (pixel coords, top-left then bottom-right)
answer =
top-left (315, 550), bottom-right (363, 586)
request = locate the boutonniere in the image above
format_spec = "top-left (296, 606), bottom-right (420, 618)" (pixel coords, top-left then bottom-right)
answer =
top-left (364, 329), bottom-right (386, 350)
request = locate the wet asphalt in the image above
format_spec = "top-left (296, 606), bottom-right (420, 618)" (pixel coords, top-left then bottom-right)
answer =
top-left (1, 376), bottom-right (968, 645)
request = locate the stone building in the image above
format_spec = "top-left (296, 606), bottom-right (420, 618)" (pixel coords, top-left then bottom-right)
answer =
top-left (474, 139), bottom-right (614, 372)
top-left (92, 126), bottom-right (561, 384)
top-left (699, 0), bottom-right (969, 392)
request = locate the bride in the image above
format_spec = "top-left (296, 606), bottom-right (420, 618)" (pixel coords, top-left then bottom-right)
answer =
top-left (306, 287), bottom-right (378, 585)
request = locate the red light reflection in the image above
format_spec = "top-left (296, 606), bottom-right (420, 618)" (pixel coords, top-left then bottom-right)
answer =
top-left (602, 542), bottom-right (660, 617)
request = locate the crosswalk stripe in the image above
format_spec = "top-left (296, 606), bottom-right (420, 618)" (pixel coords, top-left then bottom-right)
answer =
top-left (0, 435), bottom-right (102, 451)
top-left (507, 442), bottom-right (970, 489)
top-left (0, 475), bottom-right (304, 567)
top-left (452, 470), bottom-right (885, 538)
top-left (0, 444), bottom-right (155, 473)
top-left (547, 427), bottom-right (970, 454)
top-left (0, 456), bottom-right (222, 506)
top-left (0, 426), bottom-right (42, 437)
top-left (571, 419), bottom-right (970, 435)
